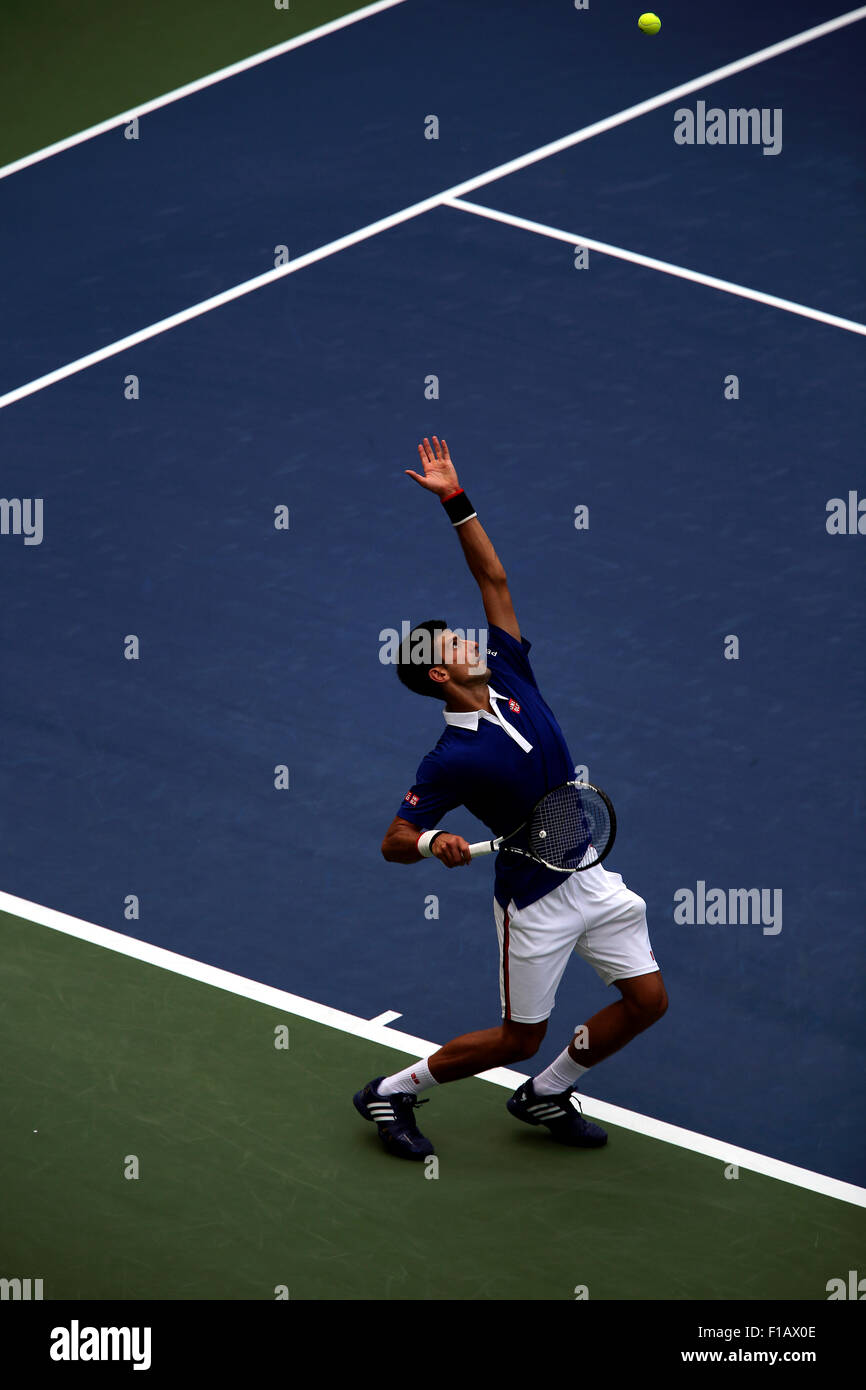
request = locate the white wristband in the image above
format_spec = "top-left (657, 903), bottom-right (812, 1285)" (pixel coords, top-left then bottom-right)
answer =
top-left (417, 830), bottom-right (445, 858)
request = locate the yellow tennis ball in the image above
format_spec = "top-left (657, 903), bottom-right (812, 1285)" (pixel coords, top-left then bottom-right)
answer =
top-left (638, 12), bottom-right (662, 33)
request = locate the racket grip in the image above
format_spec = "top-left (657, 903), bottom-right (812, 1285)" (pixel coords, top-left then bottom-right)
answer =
top-left (466, 839), bottom-right (498, 858)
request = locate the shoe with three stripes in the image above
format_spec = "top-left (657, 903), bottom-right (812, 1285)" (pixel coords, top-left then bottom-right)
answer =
top-left (507, 1078), bottom-right (608, 1147)
top-left (353, 1076), bottom-right (436, 1160)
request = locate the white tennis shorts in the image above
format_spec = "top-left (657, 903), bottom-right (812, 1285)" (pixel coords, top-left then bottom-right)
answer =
top-left (493, 861), bottom-right (659, 1023)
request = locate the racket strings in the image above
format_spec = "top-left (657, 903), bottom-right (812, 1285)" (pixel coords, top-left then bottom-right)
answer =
top-left (529, 783), bottom-right (612, 870)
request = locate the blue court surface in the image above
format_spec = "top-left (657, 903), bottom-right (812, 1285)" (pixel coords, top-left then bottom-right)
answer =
top-left (1, 0), bottom-right (864, 1190)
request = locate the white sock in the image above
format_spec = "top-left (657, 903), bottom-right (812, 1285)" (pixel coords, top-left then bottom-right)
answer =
top-left (531, 1045), bottom-right (590, 1096)
top-left (377, 1058), bottom-right (439, 1096)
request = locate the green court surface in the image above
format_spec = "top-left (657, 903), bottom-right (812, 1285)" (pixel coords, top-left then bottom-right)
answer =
top-left (1, 906), bottom-right (863, 1301)
top-left (0, 0), bottom-right (372, 168)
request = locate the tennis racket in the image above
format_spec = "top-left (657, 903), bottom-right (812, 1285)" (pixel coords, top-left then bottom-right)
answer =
top-left (466, 780), bottom-right (616, 872)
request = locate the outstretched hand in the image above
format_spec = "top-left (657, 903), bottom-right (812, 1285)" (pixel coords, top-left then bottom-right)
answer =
top-left (405, 436), bottom-right (460, 498)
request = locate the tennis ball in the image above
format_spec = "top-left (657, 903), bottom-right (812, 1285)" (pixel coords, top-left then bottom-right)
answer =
top-left (638, 12), bottom-right (662, 33)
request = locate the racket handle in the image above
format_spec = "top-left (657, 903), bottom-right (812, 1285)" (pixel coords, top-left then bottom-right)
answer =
top-left (466, 839), bottom-right (500, 858)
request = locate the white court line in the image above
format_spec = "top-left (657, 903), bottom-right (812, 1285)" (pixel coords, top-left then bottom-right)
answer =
top-left (444, 197), bottom-right (866, 337)
top-left (1, 887), bottom-right (864, 1209)
top-left (0, 0), bottom-right (410, 182)
top-left (368, 1010), bottom-right (403, 1025)
top-left (2, 5), bottom-right (864, 412)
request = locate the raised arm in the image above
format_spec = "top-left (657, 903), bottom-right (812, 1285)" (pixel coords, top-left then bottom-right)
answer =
top-left (405, 436), bottom-right (520, 641)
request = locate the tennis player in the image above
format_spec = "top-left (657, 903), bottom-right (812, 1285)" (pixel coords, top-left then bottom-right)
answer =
top-left (354, 437), bottom-right (667, 1160)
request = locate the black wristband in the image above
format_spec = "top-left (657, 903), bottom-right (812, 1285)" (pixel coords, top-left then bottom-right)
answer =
top-left (441, 488), bottom-right (477, 527)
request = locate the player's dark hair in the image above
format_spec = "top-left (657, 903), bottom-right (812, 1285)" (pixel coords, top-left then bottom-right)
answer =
top-left (396, 620), bottom-right (450, 699)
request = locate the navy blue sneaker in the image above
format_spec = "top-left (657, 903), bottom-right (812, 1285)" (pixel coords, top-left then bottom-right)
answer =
top-left (507, 1078), bottom-right (608, 1147)
top-left (353, 1076), bottom-right (436, 1161)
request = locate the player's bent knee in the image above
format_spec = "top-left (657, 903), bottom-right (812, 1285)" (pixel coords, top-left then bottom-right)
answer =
top-left (651, 988), bottom-right (669, 1023)
top-left (620, 974), bottom-right (668, 1025)
top-left (501, 1020), bottom-right (547, 1061)
top-left (646, 980), bottom-right (668, 1022)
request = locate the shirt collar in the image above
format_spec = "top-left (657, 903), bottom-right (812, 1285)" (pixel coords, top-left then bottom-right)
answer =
top-left (443, 685), bottom-right (507, 730)
top-left (443, 687), bottom-right (533, 753)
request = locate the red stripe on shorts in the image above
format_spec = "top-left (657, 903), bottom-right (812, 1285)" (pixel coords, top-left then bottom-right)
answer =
top-left (503, 910), bottom-right (511, 1020)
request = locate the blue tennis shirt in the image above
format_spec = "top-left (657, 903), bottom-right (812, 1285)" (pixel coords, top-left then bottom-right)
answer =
top-left (395, 624), bottom-right (575, 910)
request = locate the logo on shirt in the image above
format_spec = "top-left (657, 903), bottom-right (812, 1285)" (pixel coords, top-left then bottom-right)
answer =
top-left (404, 791), bottom-right (419, 806)
top-left (487, 648), bottom-right (497, 657)
top-left (508, 699), bottom-right (521, 713)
